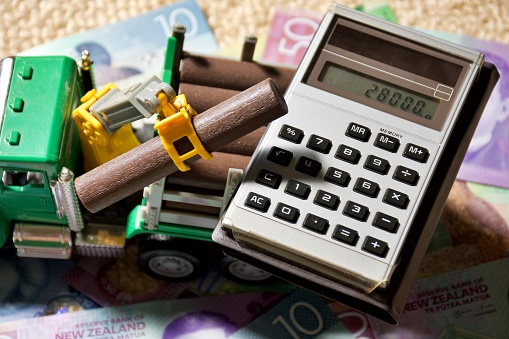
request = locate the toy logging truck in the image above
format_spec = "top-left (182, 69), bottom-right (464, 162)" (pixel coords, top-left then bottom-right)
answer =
top-left (0, 26), bottom-right (291, 283)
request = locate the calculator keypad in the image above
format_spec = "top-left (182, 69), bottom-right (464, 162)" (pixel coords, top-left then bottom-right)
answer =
top-left (240, 119), bottom-right (434, 263)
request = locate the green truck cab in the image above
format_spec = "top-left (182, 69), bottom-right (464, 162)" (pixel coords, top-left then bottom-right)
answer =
top-left (0, 56), bottom-right (84, 257)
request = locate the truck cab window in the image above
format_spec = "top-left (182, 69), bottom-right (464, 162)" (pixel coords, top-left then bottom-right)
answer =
top-left (2, 171), bottom-right (44, 187)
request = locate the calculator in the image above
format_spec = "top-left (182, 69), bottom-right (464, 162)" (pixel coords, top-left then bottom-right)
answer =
top-left (212, 4), bottom-right (499, 323)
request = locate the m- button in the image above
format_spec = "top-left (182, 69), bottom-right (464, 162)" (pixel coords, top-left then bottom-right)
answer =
top-left (403, 143), bottom-right (429, 163)
top-left (374, 133), bottom-right (400, 153)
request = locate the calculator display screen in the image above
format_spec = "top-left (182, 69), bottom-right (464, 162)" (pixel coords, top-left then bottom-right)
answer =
top-left (318, 62), bottom-right (440, 120)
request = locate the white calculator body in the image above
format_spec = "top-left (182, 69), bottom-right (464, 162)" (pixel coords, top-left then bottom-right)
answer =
top-left (213, 3), bottom-right (498, 323)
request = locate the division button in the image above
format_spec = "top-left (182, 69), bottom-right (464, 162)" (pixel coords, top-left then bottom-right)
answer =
top-left (383, 188), bottom-right (409, 209)
top-left (279, 124), bottom-right (304, 144)
top-left (274, 203), bottom-right (300, 223)
top-left (403, 143), bottom-right (429, 163)
top-left (285, 179), bottom-right (311, 199)
top-left (267, 146), bottom-right (293, 166)
top-left (245, 192), bottom-right (271, 212)
top-left (303, 214), bottom-right (329, 234)
top-left (307, 134), bottom-right (332, 154)
top-left (362, 236), bottom-right (389, 257)
top-left (255, 169), bottom-right (282, 189)
top-left (332, 225), bottom-right (359, 246)
top-left (393, 166), bottom-right (419, 185)
top-left (374, 133), bottom-right (400, 153)
top-left (343, 201), bottom-right (369, 221)
top-left (295, 156), bottom-right (322, 177)
top-left (346, 122), bottom-right (371, 141)
top-left (324, 167), bottom-right (351, 187)
top-left (372, 212), bottom-right (399, 233)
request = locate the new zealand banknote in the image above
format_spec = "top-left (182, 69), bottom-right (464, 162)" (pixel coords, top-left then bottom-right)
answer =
top-left (366, 256), bottom-right (509, 338)
top-left (19, 0), bottom-right (218, 88)
top-left (229, 289), bottom-right (353, 339)
top-left (0, 291), bottom-right (285, 339)
top-left (0, 256), bottom-right (99, 323)
top-left (261, 6), bottom-right (509, 190)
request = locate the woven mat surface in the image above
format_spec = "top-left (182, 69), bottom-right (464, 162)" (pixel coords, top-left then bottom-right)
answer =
top-left (1, 0), bottom-right (508, 58)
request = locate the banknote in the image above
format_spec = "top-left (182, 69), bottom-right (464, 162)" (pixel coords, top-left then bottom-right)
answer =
top-left (261, 3), bottom-right (398, 66)
top-left (433, 32), bottom-right (509, 189)
top-left (366, 256), bottom-right (509, 338)
top-left (19, 0), bottom-right (218, 88)
top-left (0, 291), bottom-right (285, 339)
top-left (65, 242), bottom-right (296, 307)
top-left (230, 289), bottom-right (353, 339)
top-left (0, 255), bottom-right (99, 323)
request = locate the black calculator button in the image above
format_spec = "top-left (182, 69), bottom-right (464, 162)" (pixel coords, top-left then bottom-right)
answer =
top-left (335, 145), bottom-right (361, 164)
top-left (303, 214), bottom-right (329, 234)
top-left (372, 212), bottom-right (399, 233)
top-left (353, 178), bottom-right (380, 198)
top-left (307, 134), bottom-right (332, 154)
top-left (245, 192), bottom-right (270, 212)
top-left (285, 179), bottom-right (311, 199)
top-left (364, 155), bottom-right (390, 175)
top-left (279, 124), bottom-right (304, 144)
top-left (324, 167), bottom-right (351, 187)
top-left (314, 190), bottom-right (340, 210)
top-left (343, 201), bottom-right (369, 221)
top-left (274, 203), bottom-right (300, 223)
top-left (362, 236), bottom-right (389, 258)
top-left (383, 188), bottom-right (409, 209)
top-left (256, 169), bottom-right (282, 189)
top-left (346, 122), bottom-right (371, 142)
top-left (295, 156), bottom-right (322, 177)
top-left (403, 143), bottom-right (429, 163)
top-left (393, 166), bottom-right (419, 185)
top-left (267, 146), bottom-right (293, 166)
top-left (374, 133), bottom-right (400, 153)
top-left (332, 225), bottom-right (358, 246)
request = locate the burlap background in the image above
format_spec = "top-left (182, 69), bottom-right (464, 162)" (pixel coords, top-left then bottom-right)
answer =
top-left (1, 0), bottom-right (508, 58)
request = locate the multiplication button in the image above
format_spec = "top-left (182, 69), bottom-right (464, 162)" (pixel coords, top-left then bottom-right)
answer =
top-left (245, 192), bottom-right (270, 212)
top-left (362, 236), bottom-right (389, 258)
top-left (383, 188), bottom-right (409, 209)
top-left (279, 124), bottom-right (304, 144)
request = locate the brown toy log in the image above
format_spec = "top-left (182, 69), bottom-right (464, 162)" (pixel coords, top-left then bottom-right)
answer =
top-left (180, 55), bottom-right (296, 93)
top-left (75, 78), bottom-right (288, 213)
top-left (167, 151), bottom-right (251, 190)
top-left (179, 83), bottom-right (240, 113)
